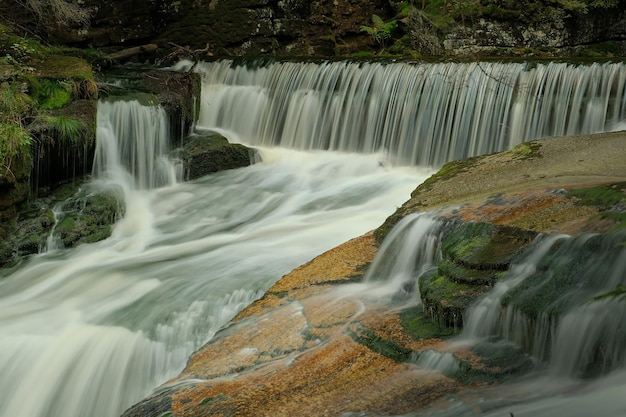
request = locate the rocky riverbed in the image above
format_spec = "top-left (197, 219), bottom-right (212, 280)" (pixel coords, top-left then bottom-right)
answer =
top-left (122, 131), bottom-right (626, 416)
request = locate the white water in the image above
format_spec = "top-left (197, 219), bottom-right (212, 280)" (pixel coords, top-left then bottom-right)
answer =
top-left (409, 231), bottom-right (626, 417)
top-left (461, 234), bottom-right (567, 340)
top-left (185, 60), bottom-right (626, 167)
top-left (2, 59), bottom-right (626, 417)
top-left (0, 98), bottom-right (431, 417)
top-left (358, 212), bottom-right (443, 303)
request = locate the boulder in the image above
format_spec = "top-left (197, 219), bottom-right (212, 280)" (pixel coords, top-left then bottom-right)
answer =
top-left (178, 133), bottom-right (258, 180)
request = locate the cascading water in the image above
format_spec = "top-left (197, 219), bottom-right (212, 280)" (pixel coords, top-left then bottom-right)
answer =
top-left (1, 59), bottom-right (625, 417)
top-left (406, 230), bottom-right (626, 417)
top-left (0, 93), bottom-right (430, 417)
top-left (359, 212), bottom-right (444, 302)
top-left (186, 60), bottom-right (626, 167)
top-left (446, 231), bottom-right (626, 379)
top-left (94, 98), bottom-right (181, 190)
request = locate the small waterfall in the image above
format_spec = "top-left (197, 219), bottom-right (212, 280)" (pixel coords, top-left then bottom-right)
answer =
top-left (191, 60), bottom-right (626, 167)
top-left (543, 233), bottom-right (626, 377)
top-left (93, 98), bottom-right (181, 190)
top-left (460, 231), bottom-right (626, 378)
top-left (462, 234), bottom-right (566, 340)
top-left (362, 212), bottom-right (444, 302)
top-left (412, 350), bottom-right (461, 375)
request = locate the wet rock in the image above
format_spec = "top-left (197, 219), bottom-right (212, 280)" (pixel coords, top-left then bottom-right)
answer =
top-left (121, 132), bottom-right (626, 416)
top-left (456, 339), bottom-right (534, 384)
top-left (419, 221), bottom-right (536, 329)
top-left (178, 133), bottom-right (258, 180)
top-left (136, 69), bottom-right (201, 136)
top-left (52, 189), bottom-right (122, 248)
top-left (0, 181), bottom-right (122, 268)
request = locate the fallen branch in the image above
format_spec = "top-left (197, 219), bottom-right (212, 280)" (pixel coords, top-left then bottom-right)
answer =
top-left (104, 44), bottom-right (159, 62)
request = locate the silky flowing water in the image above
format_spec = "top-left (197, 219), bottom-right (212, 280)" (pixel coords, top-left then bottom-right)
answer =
top-left (2, 60), bottom-right (626, 417)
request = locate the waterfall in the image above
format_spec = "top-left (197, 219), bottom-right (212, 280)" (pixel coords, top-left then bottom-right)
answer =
top-left (462, 234), bottom-right (566, 340)
top-left (0, 88), bottom-right (428, 417)
top-left (408, 231), bottom-right (626, 417)
top-left (360, 212), bottom-right (443, 302)
top-left (93, 98), bottom-right (182, 190)
top-left (2, 58), bottom-right (625, 417)
top-left (190, 60), bottom-right (626, 167)
top-left (457, 231), bottom-right (626, 378)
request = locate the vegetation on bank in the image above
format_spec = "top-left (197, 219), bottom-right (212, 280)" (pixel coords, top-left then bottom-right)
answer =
top-left (0, 22), bottom-right (99, 184)
top-left (415, 0), bottom-right (620, 25)
top-left (358, 0), bottom-right (624, 57)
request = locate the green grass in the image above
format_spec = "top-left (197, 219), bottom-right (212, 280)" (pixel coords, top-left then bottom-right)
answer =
top-left (36, 115), bottom-right (89, 145)
top-left (35, 79), bottom-right (73, 110)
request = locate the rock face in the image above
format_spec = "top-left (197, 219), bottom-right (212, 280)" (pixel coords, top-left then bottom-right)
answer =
top-left (135, 69), bottom-right (201, 137)
top-left (441, 7), bottom-right (626, 57)
top-left (45, 0), bottom-right (393, 57)
top-left (121, 132), bottom-right (626, 416)
top-left (32, 0), bottom-right (626, 58)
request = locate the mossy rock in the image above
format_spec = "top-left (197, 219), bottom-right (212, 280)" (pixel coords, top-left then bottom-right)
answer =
top-left (0, 177), bottom-right (30, 221)
top-left (53, 191), bottom-right (122, 247)
top-left (136, 70), bottom-right (201, 134)
top-left (34, 54), bottom-right (94, 81)
top-left (453, 339), bottom-right (534, 384)
top-left (413, 155), bottom-right (483, 195)
top-left (179, 133), bottom-right (258, 180)
top-left (400, 307), bottom-right (457, 341)
top-left (501, 231), bottom-right (626, 319)
top-left (440, 221), bottom-right (536, 269)
top-left (567, 182), bottom-right (626, 230)
top-left (507, 141), bottom-right (542, 160)
top-left (0, 183), bottom-right (122, 268)
top-left (349, 327), bottom-right (413, 363)
top-left (419, 270), bottom-right (490, 329)
top-left (437, 258), bottom-right (505, 286)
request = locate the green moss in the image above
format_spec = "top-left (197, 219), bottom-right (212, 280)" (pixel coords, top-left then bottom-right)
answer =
top-left (441, 222), bottom-right (535, 268)
top-left (508, 141), bottom-right (542, 160)
top-left (567, 183), bottom-right (626, 230)
top-left (419, 271), bottom-right (486, 328)
top-left (36, 54), bottom-right (94, 81)
top-left (452, 339), bottom-right (533, 384)
top-left (53, 191), bottom-right (122, 247)
top-left (350, 328), bottom-right (413, 362)
top-left (568, 183), bottom-right (626, 208)
top-left (438, 258), bottom-right (501, 286)
top-left (415, 155), bottom-right (482, 194)
top-left (351, 51), bottom-right (375, 58)
top-left (400, 307), bottom-right (457, 340)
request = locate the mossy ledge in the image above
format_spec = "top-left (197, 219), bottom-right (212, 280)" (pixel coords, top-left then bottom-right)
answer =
top-left (0, 181), bottom-right (123, 269)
